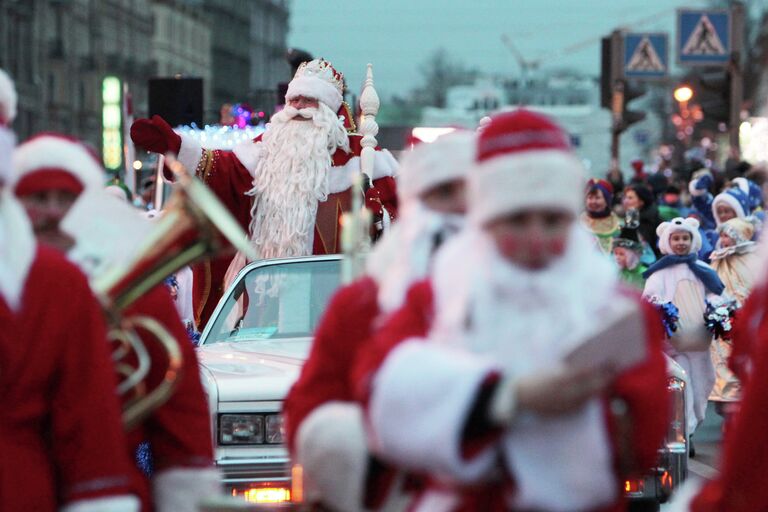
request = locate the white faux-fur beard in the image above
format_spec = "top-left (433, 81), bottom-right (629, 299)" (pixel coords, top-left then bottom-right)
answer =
top-left (246, 103), bottom-right (349, 259)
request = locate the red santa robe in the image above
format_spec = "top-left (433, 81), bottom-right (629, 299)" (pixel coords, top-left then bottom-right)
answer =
top-left (669, 281), bottom-right (768, 511)
top-left (175, 125), bottom-right (398, 328)
top-left (354, 228), bottom-right (669, 512)
top-left (283, 204), bottom-right (461, 510)
top-left (120, 285), bottom-right (217, 512)
top-left (0, 197), bottom-right (137, 510)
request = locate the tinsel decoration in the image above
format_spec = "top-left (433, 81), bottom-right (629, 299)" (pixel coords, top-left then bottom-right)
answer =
top-left (704, 297), bottom-right (740, 340)
top-left (187, 323), bottom-right (201, 346)
top-left (646, 296), bottom-right (680, 338)
top-left (135, 441), bottom-right (153, 476)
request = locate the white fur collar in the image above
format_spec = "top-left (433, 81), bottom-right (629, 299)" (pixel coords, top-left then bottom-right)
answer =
top-left (0, 192), bottom-right (36, 311)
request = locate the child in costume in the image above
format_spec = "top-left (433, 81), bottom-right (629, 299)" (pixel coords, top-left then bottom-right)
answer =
top-left (708, 218), bottom-right (759, 423)
top-left (580, 178), bottom-right (621, 254)
top-left (642, 217), bottom-right (725, 442)
top-left (612, 222), bottom-right (647, 289)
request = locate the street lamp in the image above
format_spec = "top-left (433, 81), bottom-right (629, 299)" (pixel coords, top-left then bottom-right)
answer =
top-left (674, 85), bottom-right (694, 103)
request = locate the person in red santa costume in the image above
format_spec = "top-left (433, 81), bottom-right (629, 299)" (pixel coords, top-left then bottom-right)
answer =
top-left (283, 130), bottom-right (474, 512)
top-left (10, 133), bottom-right (220, 512)
top-left (130, 58), bottom-right (398, 327)
top-left (0, 68), bottom-right (140, 512)
top-left (667, 243), bottom-right (768, 511)
top-left (353, 110), bottom-right (670, 512)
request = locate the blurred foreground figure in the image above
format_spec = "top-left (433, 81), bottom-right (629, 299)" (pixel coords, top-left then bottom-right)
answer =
top-left (669, 238), bottom-right (768, 511)
top-left (131, 58), bottom-right (398, 327)
top-left (11, 134), bottom-right (219, 512)
top-left (355, 110), bottom-right (669, 511)
top-left (0, 68), bottom-right (139, 511)
top-left (284, 131), bottom-right (474, 511)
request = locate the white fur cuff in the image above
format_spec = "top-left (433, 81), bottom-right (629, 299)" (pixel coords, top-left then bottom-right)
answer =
top-left (296, 402), bottom-right (367, 512)
top-left (60, 496), bottom-right (140, 512)
top-left (175, 132), bottom-right (204, 178)
top-left (152, 467), bottom-right (222, 512)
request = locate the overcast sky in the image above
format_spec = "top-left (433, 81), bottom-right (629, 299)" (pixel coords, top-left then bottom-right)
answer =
top-left (287, 0), bottom-right (755, 99)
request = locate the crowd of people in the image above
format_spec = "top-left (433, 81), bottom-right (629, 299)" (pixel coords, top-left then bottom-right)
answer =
top-left (3, 50), bottom-right (768, 512)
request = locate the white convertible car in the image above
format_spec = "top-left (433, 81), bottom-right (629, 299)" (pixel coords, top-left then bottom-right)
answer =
top-left (196, 254), bottom-right (687, 510)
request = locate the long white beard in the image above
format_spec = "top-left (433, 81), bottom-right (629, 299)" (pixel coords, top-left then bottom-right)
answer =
top-left (246, 103), bottom-right (349, 259)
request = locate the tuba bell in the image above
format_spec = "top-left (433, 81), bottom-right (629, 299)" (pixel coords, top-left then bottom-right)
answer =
top-left (92, 157), bottom-right (256, 429)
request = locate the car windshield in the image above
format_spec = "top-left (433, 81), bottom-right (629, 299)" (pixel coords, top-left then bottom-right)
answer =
top-left (204, 259), bottom-right (341, 344)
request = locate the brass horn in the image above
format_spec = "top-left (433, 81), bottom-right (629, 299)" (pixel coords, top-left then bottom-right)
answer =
top-left (92, 158), bottom-right (256, 429)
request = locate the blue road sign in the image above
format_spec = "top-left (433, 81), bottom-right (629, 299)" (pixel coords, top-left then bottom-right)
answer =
top-left (624, 33), bottom-right (669, 79)
top-left (678, 9), bottom-right (731, 66)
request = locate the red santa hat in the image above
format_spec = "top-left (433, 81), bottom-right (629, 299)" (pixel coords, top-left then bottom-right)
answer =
top-left (285, 58), bottom-right (344, 112)
top-left (0, 68), bottom-right (16, 126)
top-left (12, 134), bottom-right (105, 197)
top-left (470, 109), bottom-right (585, 225)
top-left (397, 130), bottom-right (475, 205)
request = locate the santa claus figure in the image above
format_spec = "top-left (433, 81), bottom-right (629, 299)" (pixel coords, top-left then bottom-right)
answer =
top-left (131, 58), bottom-right (398, 326)
top-left (11, 133), bottom-right (220, 512)
top-left (354, 110), bottom-right (669, 511)
top-left (284, 131), bottom-right (474, 512)
top-left (0, 69), bottom-right (140, 511)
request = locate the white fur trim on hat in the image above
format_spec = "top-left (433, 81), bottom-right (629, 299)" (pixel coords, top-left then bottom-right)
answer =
top-left (469, 149), bottom-right (585, 225)
top-left (397, 131), bottom-right (475, 205)
top-left (11, 135), bottom-right (105, 190)
top-left (286, 75), bottom-right (343, 112)
top-left (712, 191), bottom-right (746, 224)
top-left (656, 217), bottom-right (702, 255)
top-left (295, 402), bottom-right (368, 512)
top-left (0, 68), bottom-right (17, 125)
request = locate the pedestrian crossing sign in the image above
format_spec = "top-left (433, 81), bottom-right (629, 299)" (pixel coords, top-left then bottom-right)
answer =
top-left (678, 9), bottom-right (731, 66)
top-left (624, 33), bottom-right (668, 79)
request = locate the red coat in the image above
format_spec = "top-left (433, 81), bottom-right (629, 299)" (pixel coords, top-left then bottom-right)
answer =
top-left (182, 133), bottom-right (398, 328)
top-left (0, 246), bottom-right (135, 510)
top-left (122, 285), bottom-right (214, 511)
top-left (689, 283), bottom-right (768, 511)
top-left (354, 281), bottom-right (669, 512)
top-left (284, 276), bottom-right (381, 451)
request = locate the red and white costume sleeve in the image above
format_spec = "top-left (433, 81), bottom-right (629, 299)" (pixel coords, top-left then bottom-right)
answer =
top-left (0, 202), bottom-right (138, 511)
top-left (355, 228), bottom-right (669, 512)
top-left (175, 131), bottom-right (398, 327)
top-left (122, 285), bottom-right (219, 512)
top-left (666, 281), bottom-right (768, 511)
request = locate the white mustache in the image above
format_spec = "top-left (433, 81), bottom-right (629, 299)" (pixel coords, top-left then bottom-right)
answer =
top-left (281, 105), bottom-right (317, 119)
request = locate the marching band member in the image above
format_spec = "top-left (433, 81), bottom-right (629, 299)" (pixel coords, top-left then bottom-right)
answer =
top-left (0, 68), bottom-right (139, 511)
top-left (284, 131), bottom-right (474, 511)
top-left (10, 133), bottom-right (219, 512)
top-left (354, 110), bottom-right (669, 511)
top-left (131, 58), bottom-right (398, 326)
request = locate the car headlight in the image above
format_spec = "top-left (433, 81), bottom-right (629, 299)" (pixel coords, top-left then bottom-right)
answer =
top-left (219, 413), bottom-right (284, 445)
top-left (666, 377), bottom-right (686, 450)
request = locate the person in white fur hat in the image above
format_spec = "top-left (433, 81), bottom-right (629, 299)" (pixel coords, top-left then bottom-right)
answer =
top-left (282, 131), bottom-right (473, 512)
top-left (11, 133), bottom-right (221, 512)
top-left (131, 57), bottom-right (399, 327)
top-left (355, 109), bottom-right (669, 511)
top-left (642, 217), bottom-right (725, 448)
top-left (0, 69), bottom-right (141, 511)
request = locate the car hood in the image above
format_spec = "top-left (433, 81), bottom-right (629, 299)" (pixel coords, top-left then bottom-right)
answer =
top-left (197, 339), bottom-right (311, 402)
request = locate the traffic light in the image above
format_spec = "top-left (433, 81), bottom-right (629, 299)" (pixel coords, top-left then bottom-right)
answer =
top-left (694, 68), bottom-right (731, 126)
top-left (619, 79), bottom-right (647, 132)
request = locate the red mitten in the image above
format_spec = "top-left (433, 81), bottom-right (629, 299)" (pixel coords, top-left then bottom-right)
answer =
top-left (130, 115), bottom-right (181, 155)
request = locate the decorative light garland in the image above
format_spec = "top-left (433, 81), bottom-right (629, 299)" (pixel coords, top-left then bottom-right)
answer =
top-left (175, 124), bottom-right (266, 150)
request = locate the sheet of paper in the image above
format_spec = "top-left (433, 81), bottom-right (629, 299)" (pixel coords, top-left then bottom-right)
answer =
top-left (564, 306), bottom-right (647, 372)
